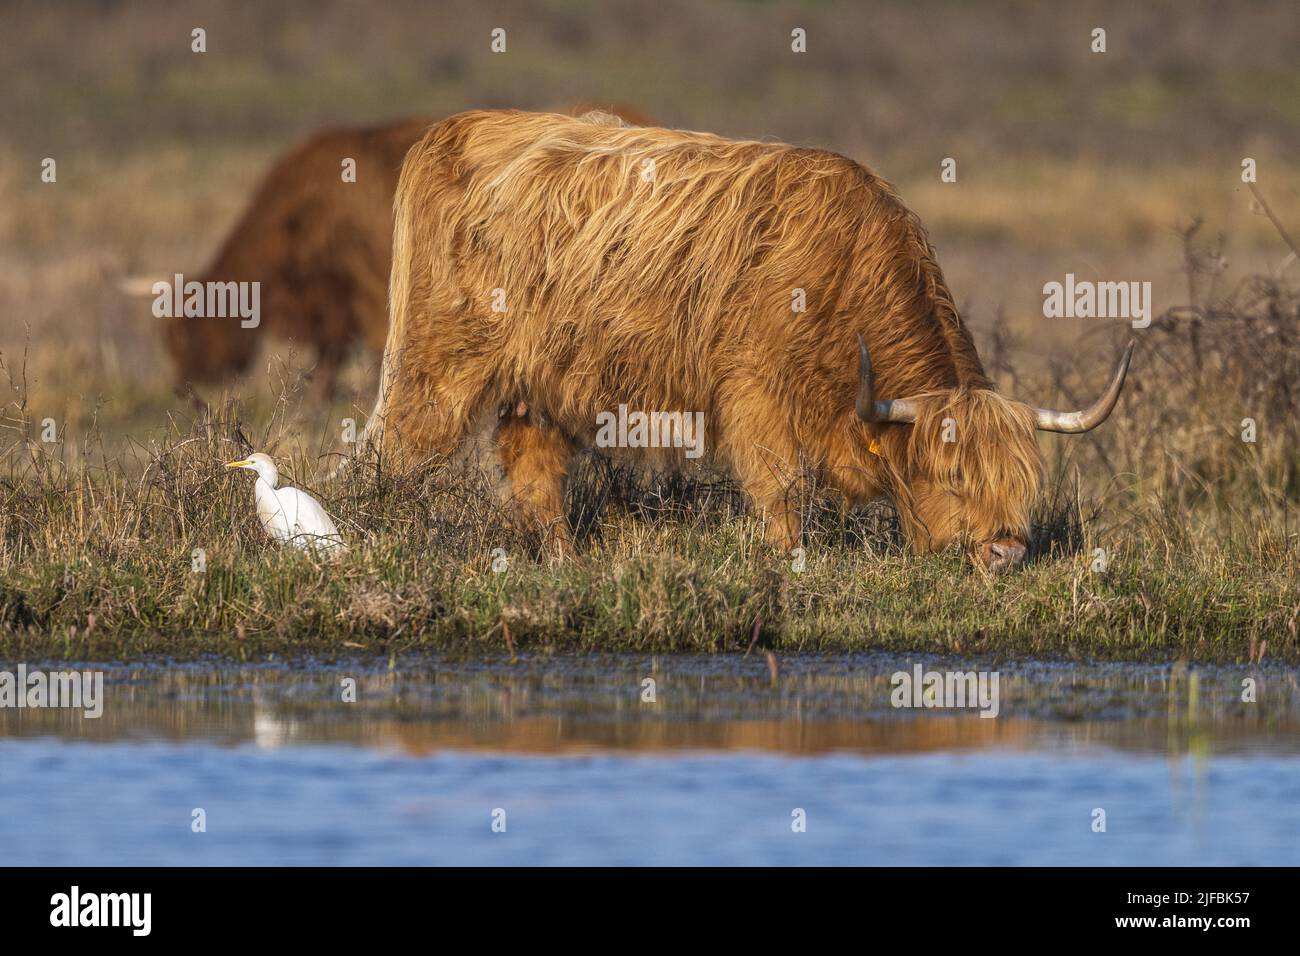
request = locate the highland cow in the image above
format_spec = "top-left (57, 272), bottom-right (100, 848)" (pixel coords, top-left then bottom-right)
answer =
top-left (149, 105), bottom-right (652, 402)
top-left (368, 110), bottom-right (1131, 569)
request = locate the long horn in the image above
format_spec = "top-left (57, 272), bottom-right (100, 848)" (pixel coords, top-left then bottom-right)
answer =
top-left (856, 335), bottom-right (918, 424)
top-left (1033, 340), bottom-right (1135, 433)
top-left (118, 275), bottom-right (164, 297)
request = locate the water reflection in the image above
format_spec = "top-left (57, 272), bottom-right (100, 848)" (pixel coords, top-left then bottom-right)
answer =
top-left (2, 655), bottom-right (1298, 865)
top-left (2, 655), bottom-right (1295, 757)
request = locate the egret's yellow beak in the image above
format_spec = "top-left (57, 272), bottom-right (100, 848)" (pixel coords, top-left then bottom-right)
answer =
top-left (224, 459), bottom-right (251, 469)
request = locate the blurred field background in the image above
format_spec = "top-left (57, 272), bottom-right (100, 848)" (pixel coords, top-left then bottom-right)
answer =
top-left (2, 0), bottom-right (1299, 658)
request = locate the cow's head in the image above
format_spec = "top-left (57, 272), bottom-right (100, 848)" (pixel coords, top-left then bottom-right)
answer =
top-left (857, 337), bottom-right (1133, 571)
top-left (162, 309), bottom-right (257, 398)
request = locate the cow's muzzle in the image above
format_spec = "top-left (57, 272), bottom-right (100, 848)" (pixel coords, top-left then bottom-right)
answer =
top-left (978, 537), bottom-right (1027, 572)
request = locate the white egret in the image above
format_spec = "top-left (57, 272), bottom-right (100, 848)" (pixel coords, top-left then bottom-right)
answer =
top-left (224, 453), bottom-right (346, 555)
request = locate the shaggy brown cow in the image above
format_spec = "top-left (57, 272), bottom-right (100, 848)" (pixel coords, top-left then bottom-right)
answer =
top-left (154, 104), bottom-right (652, 401)
top-left (368, 110), bottom-right (1131, 569)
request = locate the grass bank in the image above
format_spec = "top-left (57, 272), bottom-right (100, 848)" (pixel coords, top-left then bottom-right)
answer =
top-left (2, 431), bottom-right (1296, 663)
top-left (5, 227), bottom-right (1300, 664)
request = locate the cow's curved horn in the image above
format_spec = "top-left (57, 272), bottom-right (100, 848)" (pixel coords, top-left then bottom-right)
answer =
top-left (1033, 340), bottom-right (1134, 433)
top-left (856, 335), bottom-right (918, 424)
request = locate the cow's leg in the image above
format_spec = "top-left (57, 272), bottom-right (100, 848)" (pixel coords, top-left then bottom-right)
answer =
top-left (736, 465), bottom-right (803, 553)
top-left (310, 342), bottom-right (346, 403)
top-left (376, 354), bottom-right (495, 469)
top-left (496, 408), bottom-right (574, 558)
top-left (721, 401), bottom-right (804, 552)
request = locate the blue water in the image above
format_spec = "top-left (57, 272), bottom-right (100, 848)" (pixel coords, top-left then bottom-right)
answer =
top-left (1, 656), bottom-right (1297, 865)
top-left (3, 743), bottom-right (1299, 865)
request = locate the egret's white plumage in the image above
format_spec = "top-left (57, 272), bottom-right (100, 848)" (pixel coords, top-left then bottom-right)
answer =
top-left (225, 453), bottom-right (346, 555)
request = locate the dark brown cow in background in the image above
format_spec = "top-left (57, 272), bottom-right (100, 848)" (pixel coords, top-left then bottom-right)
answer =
top-left (140, 104), bottom-right (652, 402)
top-left (154, 117), bottom-right (423, 402)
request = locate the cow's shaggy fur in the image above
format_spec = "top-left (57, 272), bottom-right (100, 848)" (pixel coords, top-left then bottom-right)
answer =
top-left (371, 109), bottom-right (1044, 556)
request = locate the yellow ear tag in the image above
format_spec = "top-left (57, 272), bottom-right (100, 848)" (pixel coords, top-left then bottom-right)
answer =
top-left (868, 438), bottom-right (882, 457)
